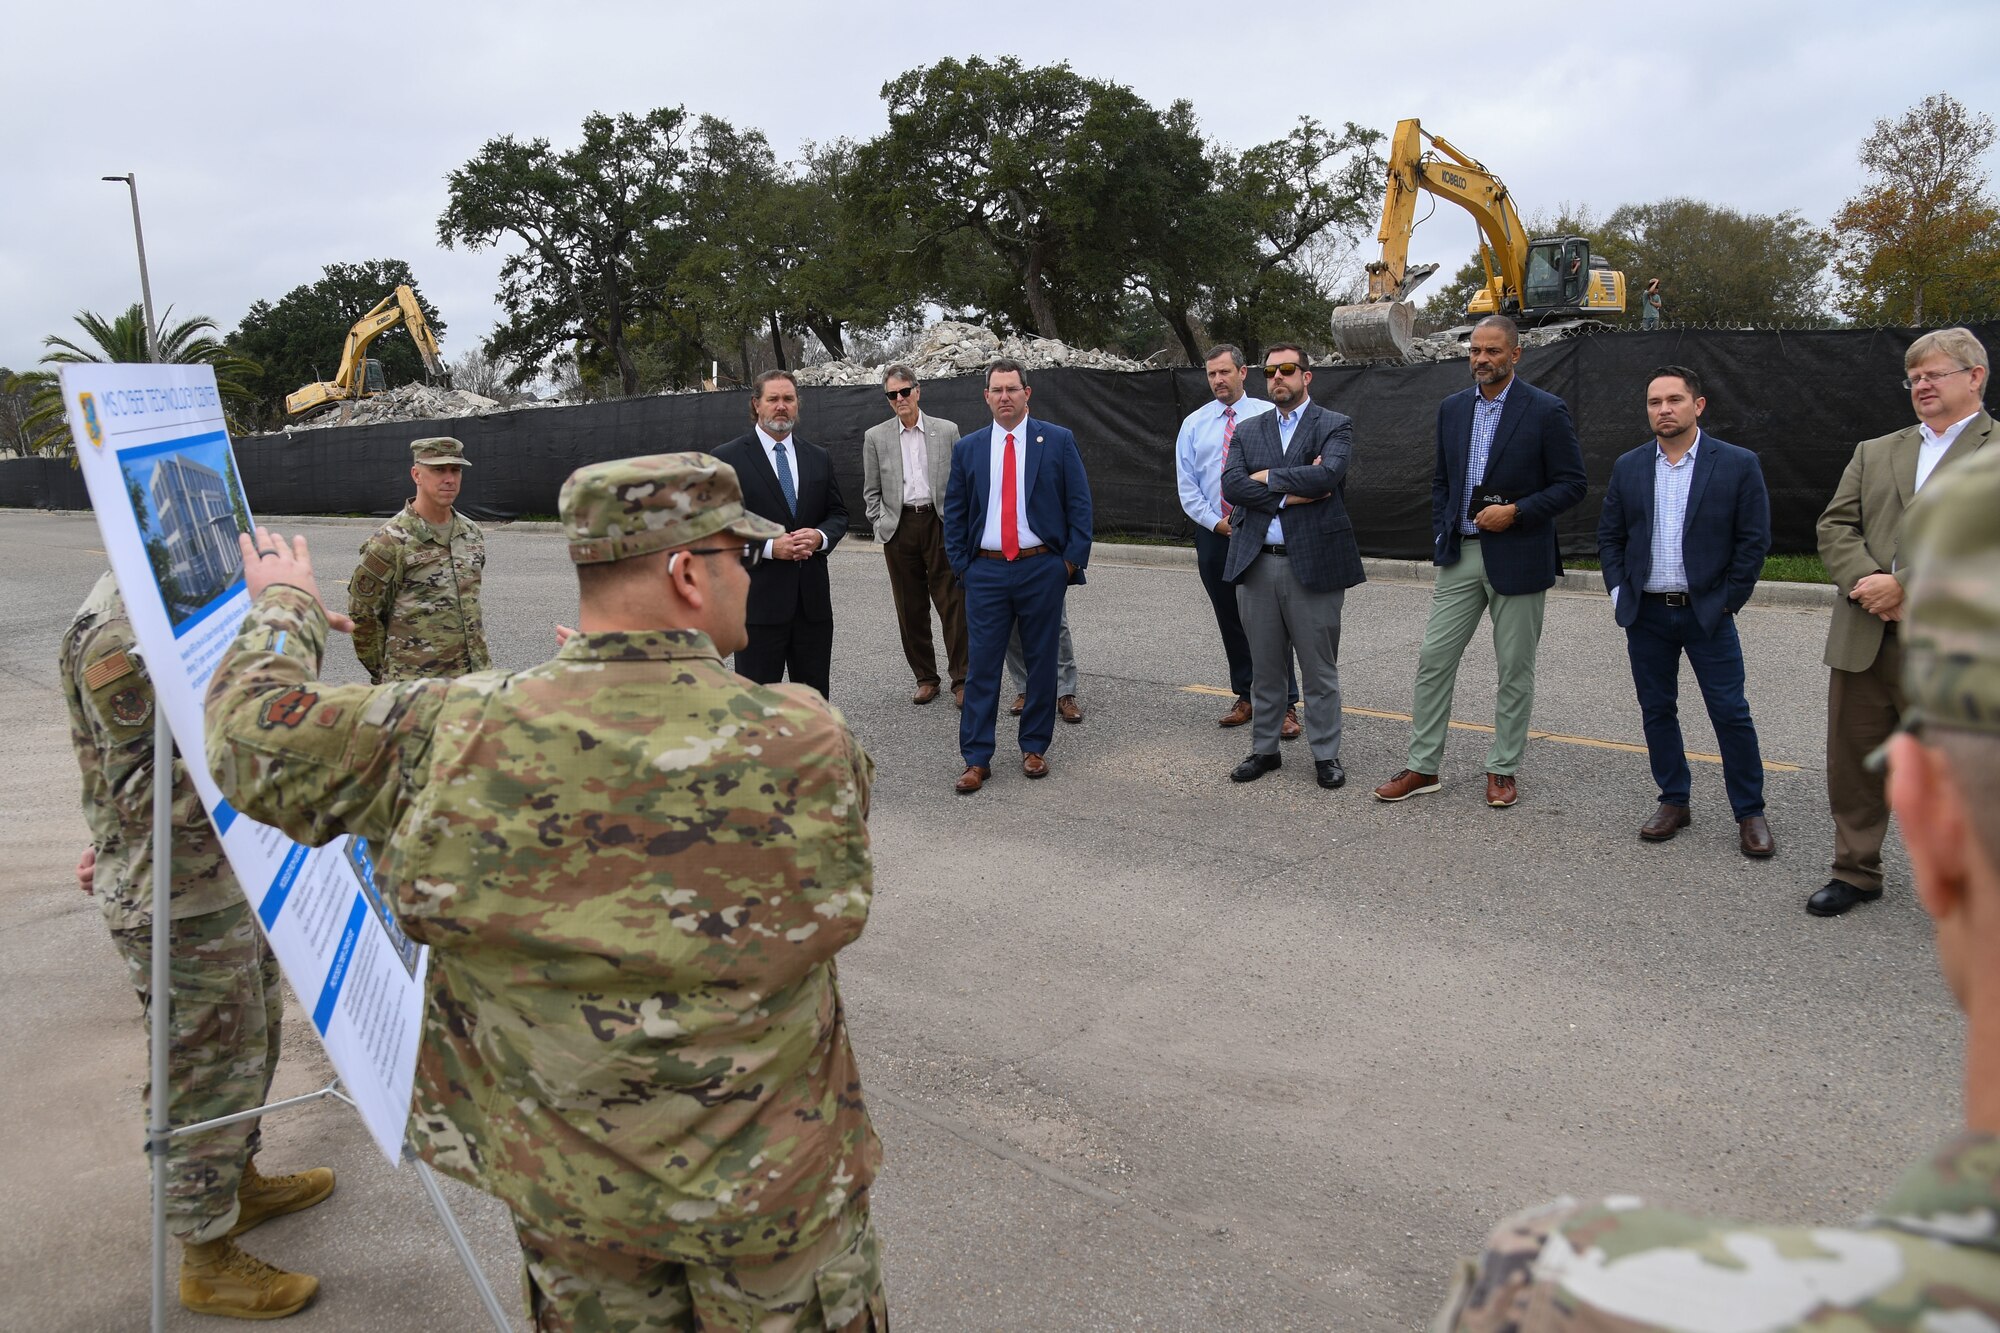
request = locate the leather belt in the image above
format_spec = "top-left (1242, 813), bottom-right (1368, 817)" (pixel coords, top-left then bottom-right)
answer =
top-left (902, 503), bottom-right (932, 513)
top-left (1643, 591), bottom-right (1692, 607)
top-left (978, 544), bottom-right (1052, 560)
top-left (1262, 544), bottom-right (1288, 557)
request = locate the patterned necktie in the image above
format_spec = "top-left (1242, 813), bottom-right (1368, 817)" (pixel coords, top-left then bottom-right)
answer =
top-left (1001, 432), bottom-right (1020, 560)
top-left (772, 440), bottom-right (798, 516)
top-left (1219, 404), bottom-right (1237, 517)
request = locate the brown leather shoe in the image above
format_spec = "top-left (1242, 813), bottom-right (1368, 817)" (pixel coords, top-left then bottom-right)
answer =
top-left (1279, 705), bottom-right (1302, 741)
top-left (1485, 773), bottom-right (1518, 808)
top-left (1639, 803), bottom-right (1691, 841)
top-left (1738, 814), bottom-right (1775, 859)
top-left (1009, 693), bottom-right (1025, 716)
top-left (1022, 752), bottom-right (1049, 778)
top-left (954, 765), bottom-right (990, 794)
top-left (1057, 694), bottom-right (1082, 724)
top-left (1218, 697), bottom-right (1253, 728)
top-left (953, 685), bottom-right (965, 709)
top-left (913, 682), bottom-right (940, 705)
top-left (1372, 769), bottom-right (1440, 802)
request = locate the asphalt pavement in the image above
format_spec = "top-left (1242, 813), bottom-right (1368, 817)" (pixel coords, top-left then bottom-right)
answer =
top-left (0, 512), bottom-right (1957, 1331)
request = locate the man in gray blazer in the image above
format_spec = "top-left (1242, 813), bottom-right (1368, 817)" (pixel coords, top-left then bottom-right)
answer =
top-left (861, 364), bottom-right (967, 706)
top-left (1810, 326), bottom-right (1995, 916)
top-left (1222, 342), bottom-right (1366, 790)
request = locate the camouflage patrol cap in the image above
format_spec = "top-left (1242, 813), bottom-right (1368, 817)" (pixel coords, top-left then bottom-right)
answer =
top-left (559, 452), bottom-right (784, 564)
top-left (411, 436), bottom-right (472, 468)
top-left (1899, 445), bottom-right (2000, 737)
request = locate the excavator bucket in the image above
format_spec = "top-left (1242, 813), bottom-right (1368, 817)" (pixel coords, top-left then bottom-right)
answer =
top-left (1329, 299), bottom-right (1420, 364)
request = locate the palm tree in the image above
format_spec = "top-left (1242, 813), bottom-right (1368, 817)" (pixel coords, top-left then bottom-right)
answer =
top-left (10, 304), bottom-right (262, 455)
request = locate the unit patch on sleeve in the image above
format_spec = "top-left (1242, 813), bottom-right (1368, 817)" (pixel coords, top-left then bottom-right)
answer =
top-left (259, 687), bottom-right (320, 730)
top-left (108, 687), bottom-right (152, 727)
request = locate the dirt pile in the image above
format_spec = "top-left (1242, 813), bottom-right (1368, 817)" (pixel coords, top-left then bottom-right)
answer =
top-left (287, 383), bottom-right (509, 431)
top-left (791, 321), bottom-right (1148, 386)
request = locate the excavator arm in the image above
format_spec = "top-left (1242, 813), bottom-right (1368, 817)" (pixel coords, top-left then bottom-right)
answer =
top-left (285, 285), bottom-right (443, 417)
top-left (1332, 119), bottom-right (1536, 363)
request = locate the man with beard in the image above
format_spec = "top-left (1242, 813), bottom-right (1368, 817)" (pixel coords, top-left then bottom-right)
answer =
top-left (1372, 316), bottom-right (1587, 810)
top-left (715, 370), bottom-right (849, 697)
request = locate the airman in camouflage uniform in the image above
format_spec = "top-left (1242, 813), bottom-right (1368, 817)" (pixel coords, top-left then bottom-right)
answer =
top-left (1433, 448), bottom-right (2000, 1330)
top-left (206, 455), bottom-right (887, 1332)
top-left (61, 571), bottom-right (334, 1319)
top-left (348, 436), bottom-right (489, 682)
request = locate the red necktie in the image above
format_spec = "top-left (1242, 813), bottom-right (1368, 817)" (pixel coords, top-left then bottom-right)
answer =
top-left (1219, 405), bottom-right (1237, 517)
top-left (1001, 432), bottom-right (1020, 560)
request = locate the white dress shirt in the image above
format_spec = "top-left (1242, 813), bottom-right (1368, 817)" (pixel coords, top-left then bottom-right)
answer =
top-left (754, 424), bottom-right (827, 558)
top-left (980, 418), bottom-right (1044, 551)
top-left (899, 420), bottom-right (932, 506)
top-left (1174, 393), bottom-right (1275, 532)
top-left (1916, 410), bottom-right (1979, 492)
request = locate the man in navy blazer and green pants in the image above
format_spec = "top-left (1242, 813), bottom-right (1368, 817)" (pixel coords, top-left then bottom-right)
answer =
top-left (1373, 316), bottom-right (1587, 810)
top-left (1598, 365), bottom-right (1775, 858)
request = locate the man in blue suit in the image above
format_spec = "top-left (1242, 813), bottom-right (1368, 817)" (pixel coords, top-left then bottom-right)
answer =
top-left (942, 358), bottom-right (1094, 793)
top-left (1373, 316), bottom-right (1588, 810)
top-left (1598, 365), bottom-right (1775, 857)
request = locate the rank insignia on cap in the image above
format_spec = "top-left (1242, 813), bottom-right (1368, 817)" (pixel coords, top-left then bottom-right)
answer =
top-left (108, 687), bottom-right (152, 727)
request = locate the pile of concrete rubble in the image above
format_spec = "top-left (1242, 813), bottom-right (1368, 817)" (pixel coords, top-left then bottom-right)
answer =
top-left (287, 383), bottom-right (512, 431)
top-left (791, 321), bottom-right (1148, 386)
top-left (1356, 320), bottom-right (1598, 365)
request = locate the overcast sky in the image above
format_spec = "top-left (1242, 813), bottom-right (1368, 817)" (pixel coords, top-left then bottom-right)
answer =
top-left (5, 1), bottom-right (1996, 373)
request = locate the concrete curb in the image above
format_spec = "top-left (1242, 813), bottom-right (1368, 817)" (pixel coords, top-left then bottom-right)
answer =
top-left (13, 509), bottom-right (1837, 610)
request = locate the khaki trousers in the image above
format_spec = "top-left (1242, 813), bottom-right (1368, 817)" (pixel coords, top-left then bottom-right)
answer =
top-left (1827, 631), bottom-right (1905, 893)
top-left (882, 506), bottom-right (966, 689)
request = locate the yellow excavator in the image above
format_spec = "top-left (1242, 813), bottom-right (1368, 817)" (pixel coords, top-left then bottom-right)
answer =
top-left (1329, 119), bottom-right (1626, 363)
top-left (285, 285), bottom-right (444, 417)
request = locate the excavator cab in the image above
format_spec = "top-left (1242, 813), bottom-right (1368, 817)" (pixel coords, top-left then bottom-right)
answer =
top-left (1524, 237), bottom-right (1591, 312)
top-left (360, 358), bottom-right (388, 395)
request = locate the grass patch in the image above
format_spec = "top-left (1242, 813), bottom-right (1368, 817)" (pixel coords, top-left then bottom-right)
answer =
top-left (1564, 554), bottom-right (1829, 584)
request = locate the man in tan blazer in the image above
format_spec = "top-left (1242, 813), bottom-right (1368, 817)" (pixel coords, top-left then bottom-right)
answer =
top-left (861, 364), bottom-right (968, 705)
top-left (1811, 326), bottom-right (1995, 916)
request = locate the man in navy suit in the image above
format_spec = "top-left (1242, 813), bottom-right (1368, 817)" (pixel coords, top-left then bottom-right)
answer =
top-left (712, 370), bottom-right (848, 697)
top-left (1373, 316), bottom-right (1588, 810)
top-left (942, 358), bottom-right (1093, 793)
top-left (1220, 343), bottom-right (1365, 789)
top-left (1598, 365), bottom-right (1775, 857)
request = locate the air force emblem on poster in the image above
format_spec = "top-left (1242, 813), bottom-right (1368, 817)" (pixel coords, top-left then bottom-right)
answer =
top-left (78, 393), bottom-right (104, 449)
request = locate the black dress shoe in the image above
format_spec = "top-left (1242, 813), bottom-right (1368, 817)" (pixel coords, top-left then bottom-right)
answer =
top-left (1230, 753), bottom-right (1281, 783)
top-left (1807, 878), bottom-right (1883, 917)
top-left (1314, 760), bottom-right (1346, 790)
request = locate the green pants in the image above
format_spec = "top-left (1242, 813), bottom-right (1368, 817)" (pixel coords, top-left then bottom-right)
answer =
top-left (109, 900), bottom-right (282, 1243)
top-left (1407, 541), bottom-right (1548, 777)
top-left (518, 1197), bottom-right (888, 1332)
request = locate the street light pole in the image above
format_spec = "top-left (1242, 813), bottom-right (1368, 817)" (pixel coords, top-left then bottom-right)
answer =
top-left (102, 173), bottom-right (160, 363)
top-left (104, 168), bottom-right (171, 1333)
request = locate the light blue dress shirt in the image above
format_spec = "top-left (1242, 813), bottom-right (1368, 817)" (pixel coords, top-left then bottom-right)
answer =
top-left (1174, 394), bottom-right (1274, 532)
top-left (1641, 432), bottom-right (1701, 593)
top-left (1460, 378), bottom-right (1513, 536)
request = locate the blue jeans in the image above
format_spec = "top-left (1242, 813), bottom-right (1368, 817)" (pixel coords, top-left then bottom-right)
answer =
top-left (1624, 595), bottom-right (1765, 819)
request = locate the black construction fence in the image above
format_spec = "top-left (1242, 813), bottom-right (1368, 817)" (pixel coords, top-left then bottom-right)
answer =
top-left (5, 324), bottom-right (1982, 558)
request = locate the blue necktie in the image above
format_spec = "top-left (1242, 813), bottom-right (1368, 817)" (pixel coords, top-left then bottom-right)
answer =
top-left (773, 440), bottom-right (798, 516)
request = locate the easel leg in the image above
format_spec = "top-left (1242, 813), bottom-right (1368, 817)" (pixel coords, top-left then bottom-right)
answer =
top-left (149, 710), bottom-right (172, 1333)
top-left (409, 1147), bottom-right (515, 1332)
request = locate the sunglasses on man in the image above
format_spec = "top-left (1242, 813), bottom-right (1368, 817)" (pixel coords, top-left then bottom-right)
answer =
top-left (1261, 362), bottom-right (1304, 377)
top-left (884, 386), bottom-right (916, 400)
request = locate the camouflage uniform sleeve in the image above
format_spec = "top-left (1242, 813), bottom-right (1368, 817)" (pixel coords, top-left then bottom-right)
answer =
top-left (348, 533), bottom-right (398, 684)
top-left (60, 614), bottom-right (164, 830)
top-left (752, 685), bottom-right (876, 958)
top-left (1431, 1199), bottom-right (1591, 1333)
top-left (204, 584), bottom-right (445, 847)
